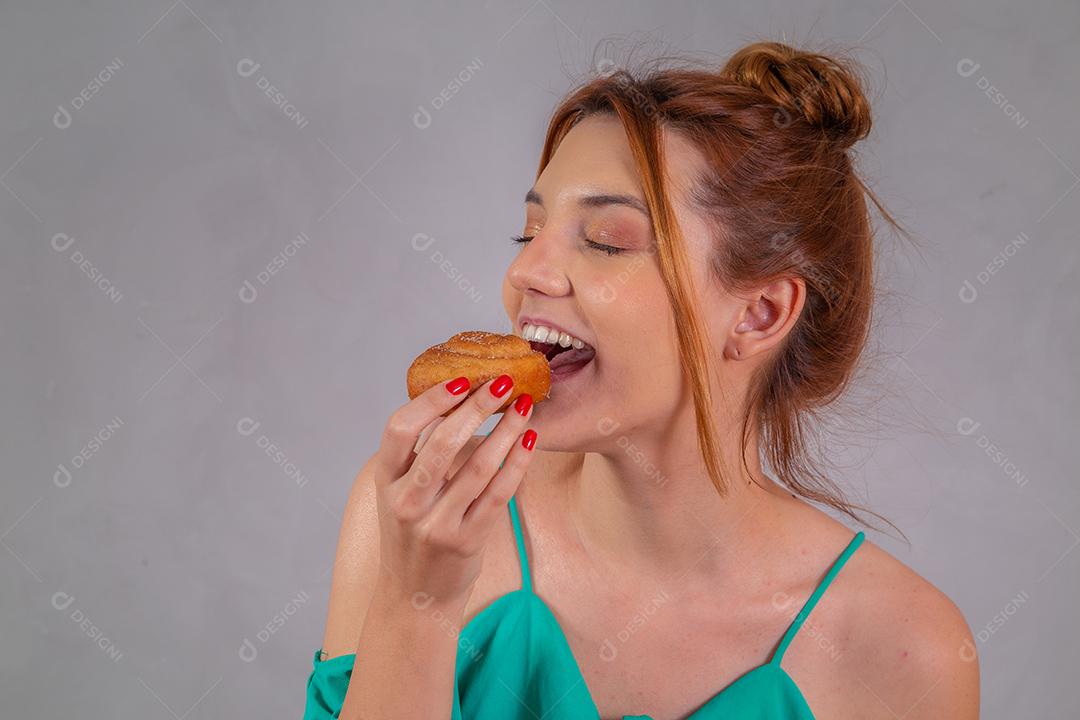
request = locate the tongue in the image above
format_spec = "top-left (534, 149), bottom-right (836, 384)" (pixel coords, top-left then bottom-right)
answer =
top-left (547, 345), bottom-right (595, 372)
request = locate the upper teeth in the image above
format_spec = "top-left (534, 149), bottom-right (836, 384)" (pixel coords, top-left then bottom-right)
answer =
top-left (520, 323), bottom-right (588, 350)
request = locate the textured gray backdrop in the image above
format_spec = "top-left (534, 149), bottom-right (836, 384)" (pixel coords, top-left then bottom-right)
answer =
top-left (2, 1), bottom-right (1077, 718)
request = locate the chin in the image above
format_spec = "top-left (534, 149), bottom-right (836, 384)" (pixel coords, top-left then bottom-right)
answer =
top-left (519, 415), bottom-right (562, 452)
top-left (523, 405), bottom-right (608, 455)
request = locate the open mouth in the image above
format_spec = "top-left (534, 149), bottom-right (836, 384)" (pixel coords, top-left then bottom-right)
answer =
top-left (530, 339), bottom-right (596, 376)
top-left (520, 322), bottom-right (596, 379)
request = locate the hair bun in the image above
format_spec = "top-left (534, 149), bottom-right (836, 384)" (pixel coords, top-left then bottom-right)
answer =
top-left (721, 41), bottom-right (872, 150)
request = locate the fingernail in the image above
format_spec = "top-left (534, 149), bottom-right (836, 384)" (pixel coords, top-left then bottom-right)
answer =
top-left (490, 374), bottom-right (513, 398)
top-left (521, 429), bottom-right (537, 451)
top-left (514, 393), bottom-right (533, 417)
top-left (445, 376), bottom-right (470, 395)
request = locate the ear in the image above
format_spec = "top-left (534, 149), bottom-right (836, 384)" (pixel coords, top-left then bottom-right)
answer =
top-left (724, 276), bottom-right (805, 361)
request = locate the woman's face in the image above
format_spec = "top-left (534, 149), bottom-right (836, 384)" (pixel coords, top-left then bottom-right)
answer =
top-left (502, 113), bottom-right (731, 452)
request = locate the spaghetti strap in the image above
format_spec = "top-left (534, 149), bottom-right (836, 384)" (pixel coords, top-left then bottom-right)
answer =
top-left (507, 495), bottom-right (532, 592)
top-left (770, 530), bottom-right (865, 667)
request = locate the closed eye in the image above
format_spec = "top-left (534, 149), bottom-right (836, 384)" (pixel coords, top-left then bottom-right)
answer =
top-left (585, 239), bottom-right (622, 256)
top-left (509, 234), bottom-right (623, 256)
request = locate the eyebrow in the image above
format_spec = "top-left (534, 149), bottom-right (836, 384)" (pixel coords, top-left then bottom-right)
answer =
top-left (525, 188), bottom-right (650, 218)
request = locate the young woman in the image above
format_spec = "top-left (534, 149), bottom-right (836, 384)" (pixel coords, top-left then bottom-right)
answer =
top-left (305, 41), bottom-right (980, 720)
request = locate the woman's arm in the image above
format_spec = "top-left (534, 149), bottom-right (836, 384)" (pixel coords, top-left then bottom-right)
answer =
top-left (318, 438), bottom-right (483, 720)
top-left (895, 591), bottom-right (980, 720)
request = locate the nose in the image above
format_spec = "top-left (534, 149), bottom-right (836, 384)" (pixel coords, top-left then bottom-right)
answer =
top-left (506, 232), bottom-right (571, 298)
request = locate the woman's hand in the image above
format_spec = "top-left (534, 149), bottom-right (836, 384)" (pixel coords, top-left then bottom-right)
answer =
top-left (371, 374), bottom-right (537, 609)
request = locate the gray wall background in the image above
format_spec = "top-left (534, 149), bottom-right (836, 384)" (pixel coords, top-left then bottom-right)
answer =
top-left (2, 1), bottom-right (1077, 717)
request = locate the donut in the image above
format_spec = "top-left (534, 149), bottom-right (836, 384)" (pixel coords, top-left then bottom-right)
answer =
top-left (406, 330), bottom-right (551, 413)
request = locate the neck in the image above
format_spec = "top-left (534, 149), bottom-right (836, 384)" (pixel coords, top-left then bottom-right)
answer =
top-left (565, 406), bottom-right (787, 584)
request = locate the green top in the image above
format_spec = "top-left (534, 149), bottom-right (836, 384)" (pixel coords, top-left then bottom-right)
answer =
top-left (304, 492), bottom-right (865, 719)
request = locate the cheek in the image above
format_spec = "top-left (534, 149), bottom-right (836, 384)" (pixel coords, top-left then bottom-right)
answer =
top-left (586, 264), bottom-right (678, 365)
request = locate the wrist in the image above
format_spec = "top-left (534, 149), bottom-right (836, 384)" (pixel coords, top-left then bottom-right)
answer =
top-left (371, 576), bottom-right (469, 628)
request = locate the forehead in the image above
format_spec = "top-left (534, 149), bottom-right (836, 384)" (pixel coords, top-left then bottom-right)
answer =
top-left (537, 113), bottom-right (705, 209)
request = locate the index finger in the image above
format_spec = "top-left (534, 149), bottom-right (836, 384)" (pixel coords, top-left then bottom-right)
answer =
top-left (377, 376), bottom-right (472, 482)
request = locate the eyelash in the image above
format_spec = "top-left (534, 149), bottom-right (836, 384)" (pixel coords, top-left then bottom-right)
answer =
top-left (509, 234), bottom-right (623, 256)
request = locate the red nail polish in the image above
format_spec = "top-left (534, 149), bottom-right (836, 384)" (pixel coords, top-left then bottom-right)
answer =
top-left (445, 376), bottom-right (470, 395)
top-left (521, 429), bottom-right (537, 451)
top-left (514, 393), bottom-right (533, 417)
top-left (490, 374), bottom-right (513, 398)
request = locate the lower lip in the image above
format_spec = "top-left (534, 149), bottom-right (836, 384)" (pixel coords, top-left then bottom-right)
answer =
top-left (550, 356), bottom-right (594, 383)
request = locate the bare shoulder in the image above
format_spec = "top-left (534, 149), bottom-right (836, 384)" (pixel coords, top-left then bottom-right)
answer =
top-left (828, 534), bottom-right (980, 719)
top-left (318, 434), bottom-right (486, 659)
